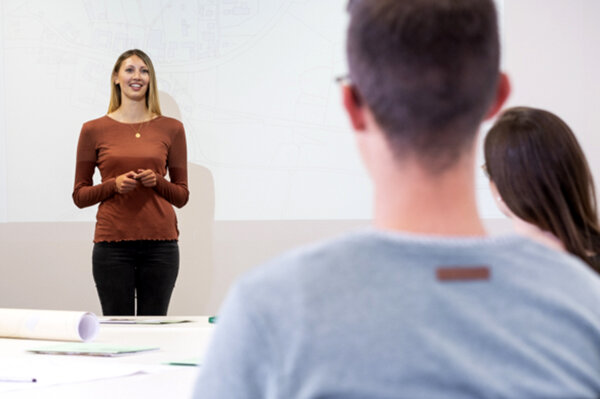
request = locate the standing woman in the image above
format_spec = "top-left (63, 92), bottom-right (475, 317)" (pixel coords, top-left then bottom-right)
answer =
top-left (73, 49), bottom-right (189, 315)
top-left (483, 106), bottom-right (600, 273)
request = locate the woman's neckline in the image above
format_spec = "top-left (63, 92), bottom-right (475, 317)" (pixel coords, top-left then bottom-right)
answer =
top-left (105, 114), bottom-right (162, 125)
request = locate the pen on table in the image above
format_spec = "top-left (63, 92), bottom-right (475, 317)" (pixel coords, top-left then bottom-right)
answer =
top-left (208, 316), bottom-right (218, 324)
top-left (0, 377), bottom-right (37, 383)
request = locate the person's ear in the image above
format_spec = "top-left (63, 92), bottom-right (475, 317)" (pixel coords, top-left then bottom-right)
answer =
top-left (342, 85), bottom-right (366, 131)
top-left (485, 72), bottom-right (510, 120)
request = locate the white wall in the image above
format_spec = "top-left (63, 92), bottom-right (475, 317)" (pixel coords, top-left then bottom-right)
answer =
top-left (1, 0), bottom-right (599, 315)
top-left (503, 0), bottom-right (600, 183)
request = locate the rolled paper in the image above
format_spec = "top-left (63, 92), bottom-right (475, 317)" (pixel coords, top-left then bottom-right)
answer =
top-left (0, 309), bottom-right (99, 342)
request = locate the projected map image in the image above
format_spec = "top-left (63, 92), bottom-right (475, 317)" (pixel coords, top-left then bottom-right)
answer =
top-left (0, 0), bottom-right (502, 222)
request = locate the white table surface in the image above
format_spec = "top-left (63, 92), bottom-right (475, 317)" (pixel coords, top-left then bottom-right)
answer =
top-left (0, 316), bottom-right (215, 398)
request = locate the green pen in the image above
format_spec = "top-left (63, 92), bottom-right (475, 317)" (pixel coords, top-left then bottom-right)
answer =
top-left (208, 316), bottom-right (218, 324)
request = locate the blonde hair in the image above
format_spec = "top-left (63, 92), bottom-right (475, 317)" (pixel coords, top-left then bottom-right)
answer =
top-left (108, 49), bottom-right (162, 115)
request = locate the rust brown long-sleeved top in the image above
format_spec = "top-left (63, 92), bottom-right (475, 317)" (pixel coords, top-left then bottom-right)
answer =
top-left (72, 115), bottom-right (189, 243)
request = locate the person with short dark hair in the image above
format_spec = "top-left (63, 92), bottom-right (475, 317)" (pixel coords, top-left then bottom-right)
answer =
top-left (484, 106), bottom-right (600, 273)
top-left (194, 1), bottom-right (600, 397)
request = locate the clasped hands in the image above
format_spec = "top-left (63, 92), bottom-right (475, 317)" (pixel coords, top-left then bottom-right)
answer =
top-left (115, 169), bottom-right (157, 194)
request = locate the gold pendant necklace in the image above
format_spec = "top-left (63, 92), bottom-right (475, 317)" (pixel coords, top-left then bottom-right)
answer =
top-left (129, 120), bottom-right (149, 139)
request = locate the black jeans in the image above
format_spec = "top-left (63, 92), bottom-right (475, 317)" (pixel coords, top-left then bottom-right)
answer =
top-left (92, 240), bottom-right (179, 316)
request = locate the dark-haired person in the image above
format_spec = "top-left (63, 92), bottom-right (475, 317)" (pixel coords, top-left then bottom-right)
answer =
top-left (194, 1), bottom-right (600, 397)
top-left (484, 106), bottom-right (600, 273)
top-left (73, 49), bottom-right (189, 316)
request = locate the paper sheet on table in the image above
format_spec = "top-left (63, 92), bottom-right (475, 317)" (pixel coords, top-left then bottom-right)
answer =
top-left (0, 308), bottom-right (99, 342)
top-left (0, 357), bottom-right (164, 393)
top-left (100, 318), bottom-right (192, 325)
top-left (28, 343), bottom-right (159, 357)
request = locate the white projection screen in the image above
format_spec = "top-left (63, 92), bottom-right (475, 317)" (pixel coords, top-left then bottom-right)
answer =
top-left (0, 0), bottom-right (504, 223)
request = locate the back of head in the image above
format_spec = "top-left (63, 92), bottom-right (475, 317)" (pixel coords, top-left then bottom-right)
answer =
top-left (484, 106), bottom-right (600, 271)
top-left (346, 0), bottom-right (500, 172)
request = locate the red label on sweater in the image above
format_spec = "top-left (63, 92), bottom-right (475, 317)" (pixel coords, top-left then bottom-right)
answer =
top-left (436, 266), bottom-right (490, 282)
